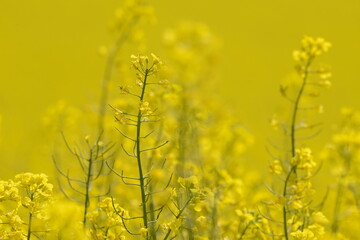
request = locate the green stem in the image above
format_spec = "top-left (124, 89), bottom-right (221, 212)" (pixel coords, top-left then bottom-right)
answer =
top-left (239, 221), bottom-right (251, 240)
top-left (137, 70), bottom-right (149, 237)
top-left (83, 149), bottom-right (93, 225)
top-left (27, 212), bottom-right (33, 240)
top-left (332, 153), bottom-right (351, 233)
top-left (105, 227), bottom-right (109, 239)
top-left (177, 97), bottom-right (188, 178)
top-left (282, 167), bottom-right (295, 240)
top-left (163, 229), bottom-right (172, 240)
top-left (283, 58), bottom-right (312, 239)
top-left (149, 181), bottom-right (157, 240)
top-left (290, 59), bottom-right (312, 157)
top-left (27, 193), bottom-right (35, 240)
top-left (331, 178), bottom-right (343, 233)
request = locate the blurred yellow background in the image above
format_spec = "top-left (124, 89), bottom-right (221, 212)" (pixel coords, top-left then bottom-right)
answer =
top-left (0, 0), bottom-right (359, 178)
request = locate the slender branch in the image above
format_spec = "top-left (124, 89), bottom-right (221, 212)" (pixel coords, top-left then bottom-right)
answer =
top-left (290, 58), bottom-right (312, 157)
top-left (140, 141), bottom-right (169, 153)
top-left (283, 57), bottom-right (312, 240)
top-left (83, 150), bottom-right (93, 225)
top-left (282, 166), bottom-right (296, 240)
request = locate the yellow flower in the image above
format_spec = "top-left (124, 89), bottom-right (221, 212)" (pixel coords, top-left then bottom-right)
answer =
top-left (294, 36), bottom-right (331, 63)
top-left (5, 210), bottom-right (24, 229)
top-left (269, 160), bottom-right (283, 175)
top-left (291, 148), bottom-right (316, 174)
top-left (151, 53), bottom-right (162, 65)
top-left (0, 180), bottom-right (20, 202)
top-left (140, 227), bottom-right (148, 238)
top-left (318, 80), bottom-right (332, 88)
top-left (139, 101), bottom-right (152, 115)
top-left (130, 54), bottom-right (163, 75)
top-left (308, 223), bottom-right (325, 236)
top-left (293, 50), bottom-right (309, 62)
top-left (290, 199), bottom-right (304, 210)
top-left (290, 228), bottom-right (315, 239)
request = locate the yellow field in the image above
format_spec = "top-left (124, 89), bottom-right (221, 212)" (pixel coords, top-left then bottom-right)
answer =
top-left (0, 0), bottom-right (359, 239)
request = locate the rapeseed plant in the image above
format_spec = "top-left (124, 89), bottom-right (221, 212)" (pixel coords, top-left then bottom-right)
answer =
top-left (109, 54), bottom-right (182, 239)
top-left (264, 36), bottom-right (332, 240)
top-left (53, 134), bottom-right (115, 226)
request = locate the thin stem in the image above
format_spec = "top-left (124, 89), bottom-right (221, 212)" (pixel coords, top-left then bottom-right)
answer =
top-left (290, 58), bottom-right (312, 157)
top-left (27, 212), bottom-right (33, 240)
top-left (163, 229), bottom-right (172, 240)
top-left (148, 183), bottom-right (157, 240)
top-left (136, 70), bottom-right (150, 237)
top-left (83, 150), bottom-right (93, 225)
top-left (177, 97), bottom-right (189, 178)
top-left (97, 19), bottom-right (137, 134)
top-left (27, 194), bottom-right (34, 240)
top-left (283, 58), bottom-right (312, 240)
top-left (148, 152), bottom-right (158, 240)
top-left (282, 166), bottom-right (296, 240)
top-left (331, 180), bottom-right (343, 233)
top-left (332, 152), bottom-right (351, 233)
top-left (239, 221), bottom-right (251, 240)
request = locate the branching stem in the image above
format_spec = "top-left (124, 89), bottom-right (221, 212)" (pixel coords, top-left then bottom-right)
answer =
top-left (136, 70), bottom-right (150, 237)
top-left (283, 58), bottom-right (312, 240)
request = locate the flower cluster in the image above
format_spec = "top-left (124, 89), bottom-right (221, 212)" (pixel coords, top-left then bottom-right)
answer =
top-left (87, 198), bottom-right (127, 239)
top-left (291, 148), bottom-right (317, 176)
top-left (293, 35), bottom-right (332, 62)
top-left (264, 36), bottom-right (333, 240)
top-left (131, 53), bottom-right (163, 76)
top-left (0, 173), bottom-right (53, 239)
